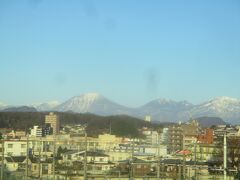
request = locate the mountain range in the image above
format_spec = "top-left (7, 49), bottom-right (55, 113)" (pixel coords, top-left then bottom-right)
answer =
top-left (1, 93), bottom-right (240, 124)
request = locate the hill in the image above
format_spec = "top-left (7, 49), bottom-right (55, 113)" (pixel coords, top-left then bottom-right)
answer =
top-left (0, 112), bottom-right (161, 138)
top-left (1, 106), bottom-right (37, 112)
top-left (3, 94), bottom-right (240, 124)
top-left (55, 93), bottom-right (131, 116)
top-left (194, 117), bottom-right (227, 128)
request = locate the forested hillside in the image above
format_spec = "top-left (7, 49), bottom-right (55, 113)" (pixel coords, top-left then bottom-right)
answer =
top-left (0, 112), bottom-right (162, 137)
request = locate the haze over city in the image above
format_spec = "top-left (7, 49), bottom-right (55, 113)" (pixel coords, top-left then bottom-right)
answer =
top-left (0, 0), bottom-right (240, 107)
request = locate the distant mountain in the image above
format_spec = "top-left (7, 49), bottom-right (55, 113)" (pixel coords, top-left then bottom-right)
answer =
top-left (52, 95), bottom-right (240, 124)
top-left (2, 106), bottom-right (38, 112)
top-left (33, 101), bottom-right (60, 111)
top-left (133, 97), bottom-right (240, 124)
top-left (2, 95), bottom-right (240, 124)
top-left (193, 117), bottom-right (227, 128)
top-left (136, 99), bottom-right (193, 122)
top-left (189, 97), bottom-right (240, 124)
top-left (55, 93), bottom-right (132, 116)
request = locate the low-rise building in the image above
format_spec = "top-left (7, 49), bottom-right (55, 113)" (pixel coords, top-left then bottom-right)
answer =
top-left (62, 150), bottom-right (110, 164)
top-left (4, 140), bottom-right (27, 156)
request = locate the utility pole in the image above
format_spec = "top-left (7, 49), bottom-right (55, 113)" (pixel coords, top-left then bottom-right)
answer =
top-left (84, 131), bottom-right (87, 180)
top-left (224, 133), bottom-right (227, 180)
top-left (130, 139), bottom-right (134, 180)
top-left (1, 140), bottom-right (4, 180)
top-left (178, 164), bottom-right (181, 180)
top-left (25, 135), bottom-right (29, 180)
top-left (157, 132), bottom-right (160, 178)
top-left (38, 139), bottom-right (41, 178)
top-left (53, 137), bottom-right (56, 180)
top-left (182, 152), bottom-right (186, 180)
top-left (194, 140), bottom-right (197, 180)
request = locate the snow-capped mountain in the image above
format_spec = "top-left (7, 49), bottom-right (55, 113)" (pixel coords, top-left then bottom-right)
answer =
top-left (135, 99), bottom-right (194, 122)
top-left (33, 101), bottom-right (60, 111)
top-left (193, 96), bottom-right (240, 114)
top-left (2, 94), bottom-right (240, 124)
top-left (139, 98), bottom-right (193, 111)
top-left (52, 95), bottom-right (240, 123)
top-left (136, 96), bottom-right (240, 123)
top-left (55, 93), bottom-right (131, 115)
top-left (190, 96), bottom-right (240, 124)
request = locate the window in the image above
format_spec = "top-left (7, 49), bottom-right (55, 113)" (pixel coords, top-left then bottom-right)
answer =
top-left (8, 144), bottom-right (13, 148)
top-left (21, 144), bottom-right (26, 148)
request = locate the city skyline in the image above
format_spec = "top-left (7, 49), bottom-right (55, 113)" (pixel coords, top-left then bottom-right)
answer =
top-left (0, 0), bottom-right (240, 106)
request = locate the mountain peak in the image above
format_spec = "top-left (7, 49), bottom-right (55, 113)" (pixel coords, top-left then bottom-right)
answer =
top-left (156, 98), bottom-right (175, 104)
top-left (203, 96), bottom-right (240, 108)
top-left (55, 93), bottom-right (130, 115)
top-left (191, 96), bottom-right (240, 123)
top-left (80, 93), bottom-right (102, 99)
top-left (33, 101), bottom-right (60, 111)
top-left (71, 93), bottom-right (104, 103)
top-left (212, 96), bottom-right (239, 103)
top-left (152, 98), bottom-right (192, 107)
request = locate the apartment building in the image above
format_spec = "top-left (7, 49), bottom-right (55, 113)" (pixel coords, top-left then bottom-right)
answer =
top-left (168, 120), bottom-right (199, 153)
top-left (45, 112), bottom-right (60, 134)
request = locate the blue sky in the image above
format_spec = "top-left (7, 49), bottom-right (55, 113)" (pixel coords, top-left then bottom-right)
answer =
top-left (0, 0), bottom-right (240, 107)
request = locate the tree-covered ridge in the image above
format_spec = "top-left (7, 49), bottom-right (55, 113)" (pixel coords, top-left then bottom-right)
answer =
top-left (0, 112), bottom-right (162, 138)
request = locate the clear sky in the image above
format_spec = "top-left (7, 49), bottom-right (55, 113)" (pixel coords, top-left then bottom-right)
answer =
top-left (0, 0), bottom-right (240, 107)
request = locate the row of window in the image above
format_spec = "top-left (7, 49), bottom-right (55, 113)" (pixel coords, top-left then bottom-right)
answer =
top-left (7, 144), bottom-right (26, 148)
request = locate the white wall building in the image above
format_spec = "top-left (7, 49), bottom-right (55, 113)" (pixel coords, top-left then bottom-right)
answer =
top-left (30, 126), bottom-right (42, 137)
top-left (62, 150), bottom-right (109, 163)
top-left (4, 140), bottom-right (28, 156)
top-left (160, 128), bottom-right (169, 144)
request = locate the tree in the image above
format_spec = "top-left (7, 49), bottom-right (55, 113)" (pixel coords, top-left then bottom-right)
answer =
top-left (212, 136), bottom-right (240, 170)
top-left (57, 146), bottom-right (68, 158)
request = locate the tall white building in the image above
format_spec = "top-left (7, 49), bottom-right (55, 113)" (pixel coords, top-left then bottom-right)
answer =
top-left (30, 126), bottom-right (42, 137)
top-left (160, 128), bottom-right (169, 144)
